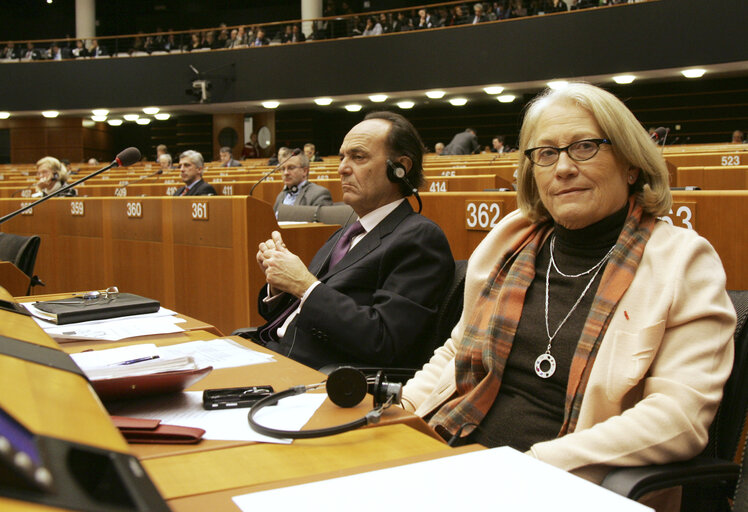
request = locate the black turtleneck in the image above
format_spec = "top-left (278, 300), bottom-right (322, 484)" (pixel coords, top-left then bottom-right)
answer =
top-left (470, 203), bottom-right (629, 451)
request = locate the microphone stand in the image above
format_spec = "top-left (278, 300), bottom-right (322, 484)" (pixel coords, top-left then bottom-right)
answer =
top-left (123, 168), bottom-right (164, 188)
top-left (1, 158), bottom-right (125, 225)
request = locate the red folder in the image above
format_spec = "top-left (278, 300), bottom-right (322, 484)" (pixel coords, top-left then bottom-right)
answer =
top-left (91, 366), bottom-right (213, 401)
top-left (111, 416), bottom-right (205, 444)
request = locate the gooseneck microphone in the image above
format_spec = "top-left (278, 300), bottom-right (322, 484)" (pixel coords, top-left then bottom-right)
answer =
top-left (0, 147), bottom-right (141, 225)
top-left (249, 148), bottom-right (302, 196)
top-left (123, 168), bottom-right (164, 188)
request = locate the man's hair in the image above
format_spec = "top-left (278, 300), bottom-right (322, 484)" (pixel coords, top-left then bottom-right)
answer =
top-left (277, 147), bottom-right (292, 161)
top-left (295, 152), bottom-right (310, 169)
top-left (493, 135), bottom-right (505, 144)
top-left (159, 153), bottom-right (172, 166)
top-left (179, 150), bottom-right (204, 169)
top-left (303, 142), bottom-right (316, 152)
top-left (363, 111), bottom-right (426, 196)
top-left (156, 144), bottom-right (167, 153)
top-left (516, 82), bottom-right (671, 222)
top-left (220, 146), bottom-right (232, 155)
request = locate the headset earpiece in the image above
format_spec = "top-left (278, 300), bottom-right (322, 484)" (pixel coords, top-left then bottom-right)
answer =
top-left (386, 159), bottom-right (406, 183)
top-left (326, 367), bottom-right (368, 408)
top-left (286, 184), bottom-right (299, 194)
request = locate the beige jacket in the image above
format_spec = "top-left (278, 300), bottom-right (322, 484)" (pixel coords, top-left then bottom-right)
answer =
top-left (402, 210), bottom-right (736, 484)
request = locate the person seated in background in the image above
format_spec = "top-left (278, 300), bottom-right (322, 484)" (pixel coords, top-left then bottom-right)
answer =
top-left (251, 111), bottom-right (454, 369)
top-left (87, 158), bottom-right (99, 165)
top-left (303, 143), bottom-right (323, 162)
top-left (731, 129), bottom-right (744, 143)
top-left (362, 16), bottom-right (383, 36)
top-left (71, 40), bottom-right (88, 58)
top-left (33, 156), bottom-right (77, 197)
top-left (434, 142), bottom-right (445, 155)
top-left (268, 146), bottom-right (292, 166)
top-left (401, 82), bottom-right (735, 510)
top-left (88, 39), bottom-right (106, 57)
top-left (241, 133), bottom-right (259, 159)
top-left (158, 153), bottom-right (172, 172)
top-left (172, 150), bottom-right (216, 196)
top-left (2, 42), bottom-right (18, 60)
top-left (272, 150), bottom-right (333, 213)
top-left (219, 146), bottom-right (241, 167)
top-left (48, 43), bottom-right (62, 60)
top-left (250, 27), bottom-right (269, 47)
top-left (22, 42), bottom-right (40, 60)
top-left (442, 128), bottom-right (480, 155)
top-left (156, 144), bottom-right (168, 160)
top-left (471, 2), bottom-right (488, 23)
top-left (491, 134), bottom-right (509, 153)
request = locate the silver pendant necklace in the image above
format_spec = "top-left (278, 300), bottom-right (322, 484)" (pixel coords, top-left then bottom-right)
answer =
top-left (534, 235), bottom-right (615, 379)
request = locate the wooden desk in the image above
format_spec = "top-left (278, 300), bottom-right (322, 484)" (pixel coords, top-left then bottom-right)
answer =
top-left (419, 191), bottom-right (748, 290)
top-left (0, 196), bottom-right (338, 335)
top-left (57, 325), bottom-right (453, 509)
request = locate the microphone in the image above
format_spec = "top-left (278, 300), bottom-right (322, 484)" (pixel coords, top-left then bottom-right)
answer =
top-left (249, 148), bottom-right (302, 196)
top-left (0, 147), bottom-right (141, 225)
top-left (650, 127), bottom-right (669, 145)
top-left (122, 168), bottom-right (163, 188)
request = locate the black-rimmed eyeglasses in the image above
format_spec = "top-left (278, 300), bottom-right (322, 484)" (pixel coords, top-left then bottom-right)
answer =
top-left (524, 138), bottom-right (611, 167)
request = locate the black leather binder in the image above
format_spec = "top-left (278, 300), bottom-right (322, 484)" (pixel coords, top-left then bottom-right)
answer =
top-left (33, 293), bottom-right (160, 325)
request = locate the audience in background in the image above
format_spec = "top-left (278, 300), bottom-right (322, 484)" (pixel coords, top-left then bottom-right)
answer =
top-left (731, 130), bottom-right (745, 144)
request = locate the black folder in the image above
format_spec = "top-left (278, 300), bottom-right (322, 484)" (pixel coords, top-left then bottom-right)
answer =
top-left (33, 293), bottom-right (160, 325)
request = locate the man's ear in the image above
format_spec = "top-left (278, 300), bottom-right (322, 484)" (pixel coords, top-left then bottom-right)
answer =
top-left (395, 156), bottom-right (412, 174)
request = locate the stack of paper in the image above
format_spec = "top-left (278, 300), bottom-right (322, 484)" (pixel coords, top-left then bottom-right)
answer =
top-left (71, 344), bottom-right (198, 380)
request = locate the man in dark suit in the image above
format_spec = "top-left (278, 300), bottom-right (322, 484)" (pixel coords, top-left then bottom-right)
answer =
top-left (442, 128), bottom-right (480, 155)
top-left (218, 146), bottom-right (242, 167)
top-left (272, 151), bottom-right (333, 213)
top-left (254, 111), bottom-right (454, 369)
top-left (172, 150), bottom-right (216, 196)
top-left (303, 143), bottom-right (323, 162)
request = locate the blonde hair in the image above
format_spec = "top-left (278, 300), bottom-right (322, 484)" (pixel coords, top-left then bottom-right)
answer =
top-left (36, 156), bottom-right (69, 183)
top-left (516, 82), bottom-right (672, 223)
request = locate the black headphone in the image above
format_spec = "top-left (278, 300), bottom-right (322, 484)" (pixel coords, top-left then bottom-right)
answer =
top-left (386, 159), bottom-right (422, 213)
top-left (285, 184), bottom-right (299, 194)
top-left (247, 367), bottom-right (402, 439)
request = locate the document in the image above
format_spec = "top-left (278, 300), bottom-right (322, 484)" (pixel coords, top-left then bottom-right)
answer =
top-left (108, 391), bottom-right (327, 444)
top-left (155, 338), bottom-right (276, 369)
top-left (21, 303), bottom-right (185, 341)
top-left (232, 447), bottom-right (653, 511)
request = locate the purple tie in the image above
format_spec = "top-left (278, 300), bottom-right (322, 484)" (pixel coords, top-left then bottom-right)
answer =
top-left (328, 221), bottom-right (365, 270)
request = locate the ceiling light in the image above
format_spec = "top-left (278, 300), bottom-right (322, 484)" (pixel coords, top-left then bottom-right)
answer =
top-left (107, 119), bottom-right (123, 126)
top-left (82, 120), bottom-right (94, 127)
top-left (154, 113), bottom-right (170, 120)
top-left (613, 75), bottom-right (636, 84)
top-left (123, 114), bottom-right (139, 121)
top-left (42, 111), bottom-right (59, 118)
top-left (136, 118), bottom-right (151, 125)
top-left (344, 104), bottom-right (362, 112)
top-left (142, 107), bottom-right (160, 115)
top-left (91, 115), bottom-right (107, 122)
top-left (92, 109), bottom-right (109, 116)
top-left (426, 90), bottom-right (445, 99)
top-left (314, 97), bottom-right (333, 106)
top-left (369, 94), bottom-right (388, 103)
top-left (0, 112), bottom-right (9, 119)
top-left (497, 94), bottom-right (516, 103)
top-left (262, 101), bottom-right (280, 109)
top-left (681, 68), bottom-right (706, 78)
top-left (397, 101), bottom-right (414, 109)
top-left (547, 80), bottom-right (569, 90)
top-left (483, 86), bottom-right (504, 95)
top-left (448, 98), bottom-right (468, 106)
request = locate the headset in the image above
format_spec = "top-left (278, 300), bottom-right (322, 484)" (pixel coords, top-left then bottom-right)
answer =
top-left (285, 184), bottom-right (299, 195)
top-left (386, 159), bottom-right (422, 213)
top-left (247, 366), bottom-right (402, 439)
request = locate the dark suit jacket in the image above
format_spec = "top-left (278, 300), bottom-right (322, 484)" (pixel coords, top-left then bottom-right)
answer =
top-left (272, 182), bottom-right (333, 212)
top-left (258, 200), bottom-right (454, 369)
top-left (443, 130), bottom-right (480, 155)
top-left (172, 179), bottom-right (217, 196)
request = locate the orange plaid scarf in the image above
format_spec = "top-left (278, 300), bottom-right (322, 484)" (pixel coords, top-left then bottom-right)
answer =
top-left (430, 198), bottom-right (655, 439)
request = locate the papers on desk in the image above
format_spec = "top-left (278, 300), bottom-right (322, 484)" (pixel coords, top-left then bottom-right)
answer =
top-left (232, 447), bottom-right (653, 511)
top-left (71, 339), bottom-right (276, 376)
top-left (108, 391), bottom-right (327, 444)
top-left (21, 303), bottom-right (186, 341)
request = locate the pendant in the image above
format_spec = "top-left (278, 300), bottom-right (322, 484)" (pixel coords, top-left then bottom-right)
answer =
top-left (534, 353), bottom-right (556, 379)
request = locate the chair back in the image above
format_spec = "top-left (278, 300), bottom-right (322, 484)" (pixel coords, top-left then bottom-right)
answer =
top-left (0, 233), bottom-right (41, 279)
top-left (276, 204), bottom-right (356, 228)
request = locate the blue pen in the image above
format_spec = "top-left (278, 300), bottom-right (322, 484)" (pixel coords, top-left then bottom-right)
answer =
top-left (117, 355), bottom-right (160, 366)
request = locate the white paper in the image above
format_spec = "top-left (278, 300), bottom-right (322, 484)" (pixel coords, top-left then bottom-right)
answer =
top-left (155, 339), bottom-right (276, 369)
top-left (107, 391), bottom-right (327, 444)
top-left (21, 303), bottom-right (186, 341)
top-left (71, 343), bottom-right (159, 368)
top-left (232, 447), bottom-right (652, 511)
